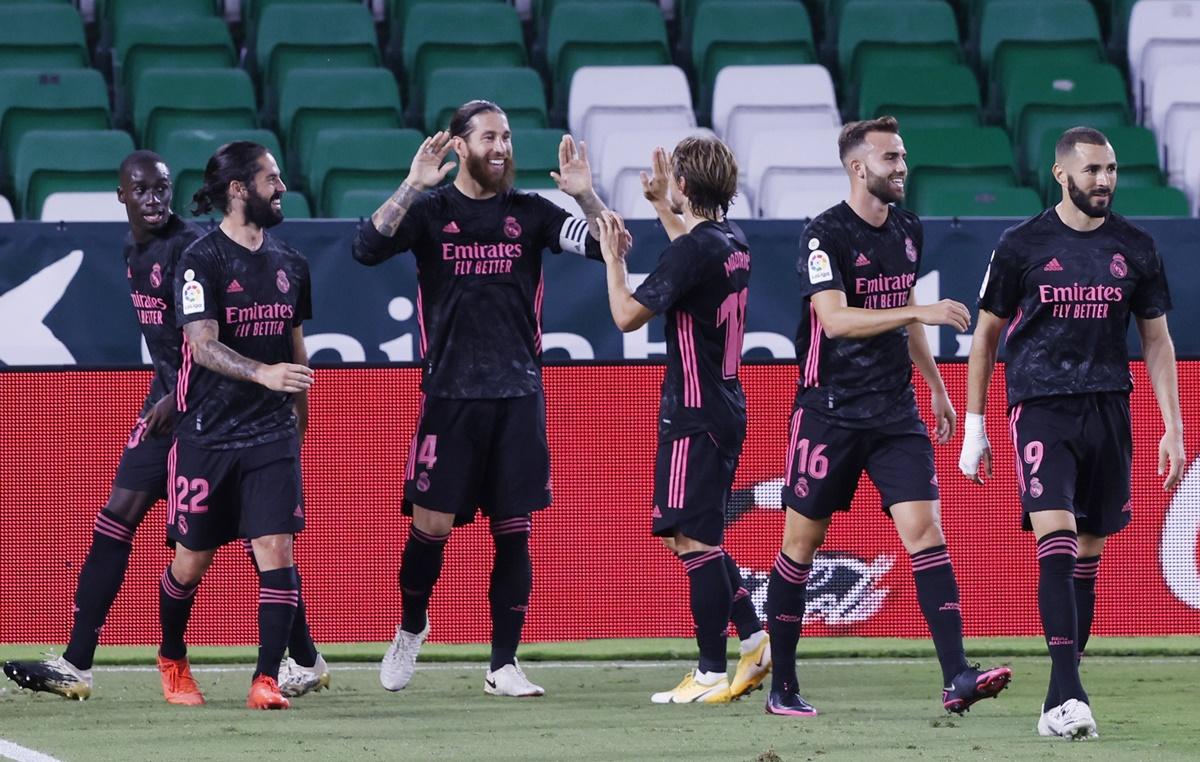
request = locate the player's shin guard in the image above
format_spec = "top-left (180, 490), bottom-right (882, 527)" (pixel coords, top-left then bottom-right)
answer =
top-left (681, 549), bottom-right (733, 675)
top-left (64, 509), bottom-right (137, 670)
top-left (765, 552), bottom-right (810, 691)
top-left (723, 552), bottom-right (763, 640)
top-left (399, 525), bottom-right (450, 635)
top-left (159, 567), bottom-right (199, 661)
top-left (1037, 531), bottom-right (1087, 705)
top-left (489, 516), bottom-right (532, 671)
top-left (910, 545), bottom-right (969, 685)
top-left (1046, 553), bottom-right (1100, 710)
top-left (255, 566), bottom-right (300, 680)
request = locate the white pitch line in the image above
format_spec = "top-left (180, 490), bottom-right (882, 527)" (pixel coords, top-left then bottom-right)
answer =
top-left (0, 739), bottom-right (65, 762)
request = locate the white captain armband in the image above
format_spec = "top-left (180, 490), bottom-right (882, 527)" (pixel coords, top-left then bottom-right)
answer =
top-left (558, 216), bottom-right (590, 255)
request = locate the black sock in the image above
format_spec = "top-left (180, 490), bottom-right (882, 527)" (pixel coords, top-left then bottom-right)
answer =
top-left (288, 575), bottom-right (319, 667)
top-left (399, 525), bottom-right (450, 635)
top-left (681, 549), bottom-right (732, 674)
top-left (255, 566), bottom-right (300, 680)
top-left (1046, 553), bottom-right (1100, 709)
top-left (489, 516), bottom-right (532, 671)
top-left (159, 567), bottom-right (198, 661)
top-left (63, 509), bottom-right (137, 670)
top-left (766, 552), bottom-right (810, 692)
top-left (910, 545), bottom-right (969, 685)
top-left (723, 552), bottom-right (762, 640)
top-left (1038, 530), bottom-right (1087, 705)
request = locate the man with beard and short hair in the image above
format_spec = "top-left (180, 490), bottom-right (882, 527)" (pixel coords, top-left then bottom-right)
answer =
top-left (959, 126), bottom-right (1183, 739)
top-left (766, 116), bottom-right (1012, 717)
top-left (157, 141), bottom-right (320, 710)
top-left (3, 152), bottom-right (204, 701)
top-left (353, 99), bottom-right (613, 698)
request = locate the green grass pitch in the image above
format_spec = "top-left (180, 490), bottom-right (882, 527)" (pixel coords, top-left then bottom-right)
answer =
top-left (2, 639), bottom-right (1198, 761)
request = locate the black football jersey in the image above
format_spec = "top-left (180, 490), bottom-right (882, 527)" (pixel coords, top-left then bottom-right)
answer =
top-left (174, 228), bottom-right (312, 449)
top-left (123, 214), bottom-right (203, 416)
top-left (979, 208), bottom-right (1171, 407)
top-left (794, 202), bottom-right (924, 429)
top-left (633, 220), bottom-right (751, 451)
top-left (352, 185), bottom-right (599, 399)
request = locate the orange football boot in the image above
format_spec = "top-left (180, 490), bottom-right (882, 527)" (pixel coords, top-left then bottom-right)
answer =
top-left (157, 653), bottom-right (205, 706)
top-left (246, 674), bottom-right (290, 710)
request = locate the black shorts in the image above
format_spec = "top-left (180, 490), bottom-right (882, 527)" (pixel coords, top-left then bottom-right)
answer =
top-left (112, 418), bottom-right (170, 498)
top-left (652, 431), bottom-right (740, 547)
top-left (781, 406), bottom-right (939, 520)
top-left (166, 436), bottom-right (304, 551)
top-left (402, 392), bottom-right (551, 526)
top-left (1009, 392), bottom-right (1132, 537)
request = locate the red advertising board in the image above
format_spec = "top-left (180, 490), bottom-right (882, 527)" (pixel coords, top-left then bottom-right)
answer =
top-left (0, 363), bottom-right (1197, 645)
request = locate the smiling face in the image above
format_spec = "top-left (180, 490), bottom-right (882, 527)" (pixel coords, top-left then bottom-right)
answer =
top-left (241, 152), bottom-right (286, 229)
top-left (118, 159), bottom-right (173, 237)
top-left (455, 110), bottom-right (515, 194)
top-left (854, 131), bottom-right (908, 204)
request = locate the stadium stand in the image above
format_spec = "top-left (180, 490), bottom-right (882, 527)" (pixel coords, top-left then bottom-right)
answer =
top-left (133, 68), bottom-right (257, 151)
top-left (1034, 125), bottom-right (1165, 203)
top-left (0, 194), bottom-right (13, 223)
top-left (0, 70), bottom-right (111, 188)
top-left (901, 126), bottom-right (1020, 214)
top-left (0, 3), bottom-right (89, 70)
top-left (1148, 62), bottom-right (1200, 185)
top-left (857, 64), bottom-right (981, 127)
top-left (307, 127), bottom-right (423, 217)
top-left (426, 67), bottom-right (547, 134)
top-left (837, 0), bottom-right (962, 98)
top-left (40, 191), bottom-right (129, 222)
top-left (1110, 184), bottom-right (1191, 216)
top-left (1184, 129), bottom-right (1200, 215)
top-left (1127, 0), bottom-right (1200, 121)
top-left (112, 18), bottom-right (236, 121)
top-left (15, 129), bottom-right (135, 220)
top-left (512, 128), bottom-right (565, 189)
top-left (156, 128), bottom-right (287, 218)
top-left (597, 126), bottom-right (716, 217)
top-left (745, 126), bottom-right (843, 217)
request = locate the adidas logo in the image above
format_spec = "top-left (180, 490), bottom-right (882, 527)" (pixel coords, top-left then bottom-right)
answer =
top-left (651, 505), bottom-right (662, 518)
top-left (442, 221), bottom-right (460, 234)
top-left (226, 279), bottom-right (244, 293)
top-left (854, 252), bottom-right (871, 267)
top-left (1043, 258), bottom-right (1063, 272)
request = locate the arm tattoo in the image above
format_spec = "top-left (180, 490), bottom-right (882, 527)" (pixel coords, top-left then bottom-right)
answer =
top-left (573, 189), bottom-right (608, 240)
top-left (185, 321), bottom-right (262, 383)
top-left (371, 182), bottom-right (420, 238)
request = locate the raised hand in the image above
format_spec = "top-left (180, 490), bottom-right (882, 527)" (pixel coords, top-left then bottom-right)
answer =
top-left (641, 146), bottom-right (672, 205)
top-left (550, 134), bottom-right (594, 199)
top-left (406, 131), bottom-right (456, 191)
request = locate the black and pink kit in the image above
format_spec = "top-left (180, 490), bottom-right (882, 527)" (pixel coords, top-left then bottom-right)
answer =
top-left (352, 185), bottom-right (599, 522)
top-left (980, 209), bottom-right (1171, 534)
top-left (784, 202), bottom-right (938, 519)
top-left (168, 227), bottom-right (312, 550)
top-left (112, 214), bottom-right (202, 496)
top-left (633, 220), bottom-right (751, 546)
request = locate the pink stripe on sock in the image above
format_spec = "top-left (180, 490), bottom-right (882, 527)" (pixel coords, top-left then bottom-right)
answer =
top-left (681, 549), bottom-right (724, 573)
top-left (1037, 538), bottom-right (1079, 559)
top-left (910, 552), bottom-right (952, 572)
top-left (733, 587), bottom-right (749, 602)
top-left (160, 570), bottom-right (195, 601)
top-left (94, 513), bottom-right (134, 544)
top-left (411, 526), bottom-right (450, 544)
top-left (773, 553), bottom-right (811, 585)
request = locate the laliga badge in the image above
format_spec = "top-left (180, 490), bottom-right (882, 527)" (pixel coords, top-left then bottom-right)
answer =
top-left (181, 269), bottom-right (205, 315)
top-left (808, 250), bottom-right (833, 284)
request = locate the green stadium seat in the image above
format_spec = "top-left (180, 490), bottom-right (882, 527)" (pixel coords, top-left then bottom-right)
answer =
top-left (823, 0), bottom-right (935, 44)
top-left (327, 187), bottom-right (396, 218)
top-left (113, 18), bottom-right (236, 119)
top-left (915, 185), bottom-right (1043, 217)
top-left (423, 67), bottom-right (548, 134)
top-left (187, 189), bottom-right (313, 220)
top-left (307, 128), bottom-right (423, 217)
top-left (134, 68), bottom-right (257, 150)
top-left (513, 128), bottom-right (565, 189)
top-left (0, 4), bottom-right (88, 69)
top-left (1034, 125), bottom-right (1164, 201)
top-left (980, 0), bottom-right (1104, 89)
top-left (857, 64), bottom-right (980, 127)
top-left (157, 128), bottom-right (286, 217)
top-left (838, 1), bottom-right (961, 92)
top-left (14, 130), bottom-right (135, 219)
top-left (387, 0), bottom-right (506, 69)
top-left (690, 1), bottom-right (814, 114)
top-left (256, 4), bottom-right (380, 105)
top-left (277, 68), bottom-right (404, 187)
top-left (0, 70), bottom-right (111, 184)
top-left (1111, 185), bottom-right (1190, 216)
top-left (403, 4), bottom-right (527, 110)
top-left (536, 0), bottom-right (658, 53)
top-left (900, 126), bottom-right (1019, 212)
top-left (1003, 63), bottom-right (1130, 182)
top-left (99, 0), bottom-right (217, 49)
top-left (547, 1), bottom-right (669, 115)
top-left (242, 0), bottom-right (360, 47)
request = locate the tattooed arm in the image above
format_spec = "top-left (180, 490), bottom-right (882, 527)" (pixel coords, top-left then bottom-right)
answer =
top-left (183, 320), bottom-right (313, 393)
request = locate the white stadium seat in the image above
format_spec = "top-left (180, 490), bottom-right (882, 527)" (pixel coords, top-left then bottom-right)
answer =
top-left (1181, 129), bottom-right (1200, 216)
top-left (761, 186), bottom-right (845, 220)
top-left (711, 65), bottom-right (840, 174)
top-left (1149, 64), bottom-right (1200, 184)
top-left (744, 127), bottom-right (843, 217)
top-left (568, 66), bottom-right (695, 175)
top-left (520, 187), bottom-right (583, 216)
top-left (0, 195), bottom-right (13, 223)
top-left (1128, 0), bottom-right (1200, 120)
top-left (39, 192), bottom-right (127, 222)
top-left (596, 126), bottom-right (714, 218)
